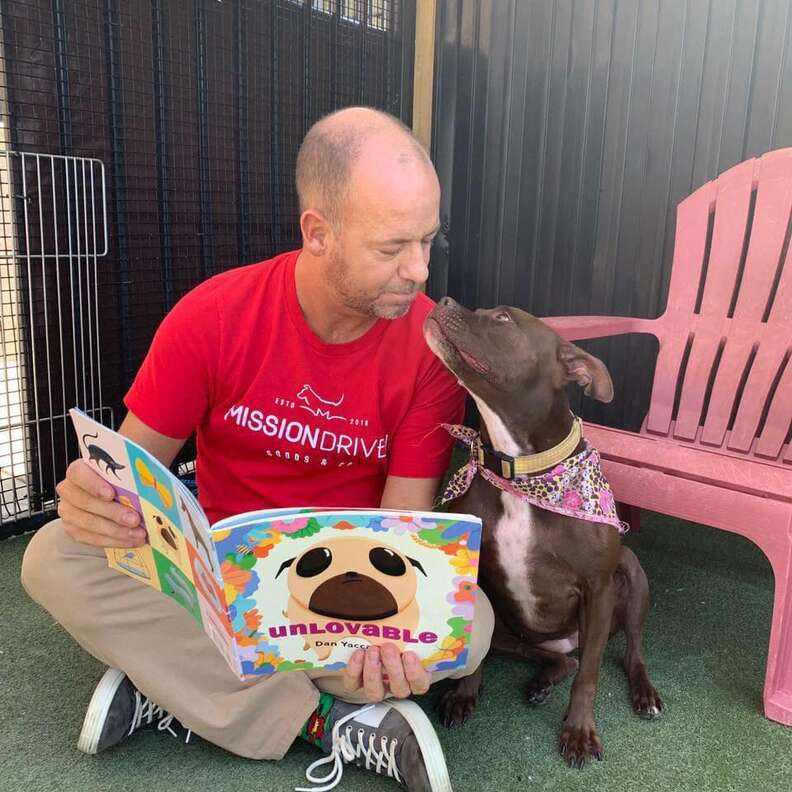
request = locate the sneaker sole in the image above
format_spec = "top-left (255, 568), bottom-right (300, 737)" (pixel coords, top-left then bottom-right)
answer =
top-left (387, 699), bottom-right (453, 792)
top-left (77, 668), bottom-right (127, 755)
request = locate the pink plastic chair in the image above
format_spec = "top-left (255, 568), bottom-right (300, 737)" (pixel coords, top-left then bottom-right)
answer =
top-left (543, 147), bottom-right (792, 726)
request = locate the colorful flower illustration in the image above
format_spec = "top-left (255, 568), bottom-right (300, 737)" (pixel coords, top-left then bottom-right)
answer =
top-left (254, 652), bottom-right (282, 670)
top-left (381, 514), bottom-right (435, 535)
top-left (437, 520), bottom-right (482, 552)
top-left (244, 525), bottom-right (282, 559)
top-left (244, 608), bottom-right (262, 632)
top-left (450, 548), bottom-right (478, 577)
top-left (222, 561), bottom-right (252, 595)
top-left (236, 644), bottom-right (260, 664)
top-left (271, 517), bottom-right (310, 534)
top-left (447, 576), bottom-right (477, 618)
top-left (599, 489), bottom-right (615, 513)
top-left (332, 515), bottom-right (373, 531)
top-left (230, 596), bottom-right (258, 633)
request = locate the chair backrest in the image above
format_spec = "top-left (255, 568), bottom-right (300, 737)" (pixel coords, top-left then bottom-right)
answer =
top-left (645, 148), bottom-right (792, 465)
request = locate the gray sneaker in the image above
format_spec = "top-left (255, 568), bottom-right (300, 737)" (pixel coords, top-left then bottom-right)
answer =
top-left (298, 699), bottom-right (453, 792)
top-left (77, 668), bottom-right (192, 754)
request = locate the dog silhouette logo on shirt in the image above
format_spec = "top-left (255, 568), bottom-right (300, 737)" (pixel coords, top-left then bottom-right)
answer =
top-left (296, 384), bottom-right (347, 422)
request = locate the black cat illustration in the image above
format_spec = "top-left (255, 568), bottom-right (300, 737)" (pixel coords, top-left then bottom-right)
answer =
top-left (82, 431), bottom-right (126, 479)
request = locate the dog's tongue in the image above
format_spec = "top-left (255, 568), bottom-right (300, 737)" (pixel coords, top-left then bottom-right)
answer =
top-left (459, 347), bottom-right (490, 374)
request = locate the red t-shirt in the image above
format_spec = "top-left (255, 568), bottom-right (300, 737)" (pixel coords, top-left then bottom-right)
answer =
top-left (124, 250), bottom-right (465, 525)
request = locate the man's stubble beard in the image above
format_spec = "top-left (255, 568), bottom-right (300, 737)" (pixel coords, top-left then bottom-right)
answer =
top-left (327, 247), bottom-right (416, 320)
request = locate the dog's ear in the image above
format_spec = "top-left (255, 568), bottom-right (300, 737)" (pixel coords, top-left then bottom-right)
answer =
top-left (557, 342), bottom-right (614, 403)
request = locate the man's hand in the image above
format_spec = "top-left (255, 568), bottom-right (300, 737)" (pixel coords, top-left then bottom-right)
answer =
top-left (56, 459), bottom-right (146, 548)
top-left (57, 411), bottom-right (186, 548)
top-left (342, 643), bottom-right (431, 702)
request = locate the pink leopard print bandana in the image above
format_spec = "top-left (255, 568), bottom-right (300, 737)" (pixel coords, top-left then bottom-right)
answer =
top-left (439, 423), bottom-right (628, 534)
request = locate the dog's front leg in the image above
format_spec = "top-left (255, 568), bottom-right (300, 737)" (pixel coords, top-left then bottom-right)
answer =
top-left (560, 577), bottom-right (616, 768)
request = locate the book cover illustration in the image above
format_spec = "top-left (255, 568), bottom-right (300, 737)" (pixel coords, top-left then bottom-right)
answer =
top-left (211, 509), bottom-right (481, 676)
top-left (69, 408), bottom-right (482, 678)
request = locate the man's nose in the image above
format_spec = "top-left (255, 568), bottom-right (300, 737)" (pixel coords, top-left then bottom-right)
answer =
top-left (398, 243), bottom-right (430, 284)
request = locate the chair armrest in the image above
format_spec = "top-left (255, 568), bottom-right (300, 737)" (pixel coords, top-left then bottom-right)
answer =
top-left (540, 315), bottom-right (658, 342)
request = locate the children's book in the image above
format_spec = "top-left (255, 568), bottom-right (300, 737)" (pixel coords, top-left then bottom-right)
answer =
top-left (69, 408), bottom-right (482, 680)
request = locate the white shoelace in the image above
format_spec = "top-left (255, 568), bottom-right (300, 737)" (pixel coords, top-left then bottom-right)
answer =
top-left (296, 705), bottom-right (401, 792)
top-left (129, 689), bottom-right (193, 744)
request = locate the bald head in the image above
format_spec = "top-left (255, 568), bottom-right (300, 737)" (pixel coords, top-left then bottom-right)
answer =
top-left (295, 106), bottom-right (432, 228)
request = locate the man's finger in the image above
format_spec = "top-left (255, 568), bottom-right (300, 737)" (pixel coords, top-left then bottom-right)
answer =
top-left (64, 521), bottom-right (142, 548)
top-left (342, 649), bottom-right (365, 694)
top-left (59, 501), bottom-right (146, 547)
top-left (58, 479), bottom-right (141, 530)
top-left (66, 459), bottom-right (116, 501)
top-left (380, 643), bottom-right (411, 699)
top-left (402, 651), bottom-right (431, 695)
top-left (362, 646), bottom-right (386, 703)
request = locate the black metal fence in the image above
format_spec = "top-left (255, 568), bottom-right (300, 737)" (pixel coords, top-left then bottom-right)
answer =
top-left (0, 0), bottom-right (414, 537)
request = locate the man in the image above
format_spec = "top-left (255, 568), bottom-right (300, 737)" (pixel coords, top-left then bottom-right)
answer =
top-left (21, 107), bottom-right (494, 792)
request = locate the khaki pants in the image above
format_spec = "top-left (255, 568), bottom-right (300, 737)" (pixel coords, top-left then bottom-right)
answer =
top-left (20, 519), bottom-right (494, 760)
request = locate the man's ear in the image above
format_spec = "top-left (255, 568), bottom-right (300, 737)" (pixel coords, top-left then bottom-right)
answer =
top-left (557, 342), bottom-right (614, 403)
top-left (300, 209), bottom-right (333, 257)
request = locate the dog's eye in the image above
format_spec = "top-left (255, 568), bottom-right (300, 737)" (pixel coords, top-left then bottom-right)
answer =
top-left (369, 547), bottom-right (407, 576)
top-left (296, 547), bottom-right (332, 577)
top-left (494, 310), bottom-right (511, 322)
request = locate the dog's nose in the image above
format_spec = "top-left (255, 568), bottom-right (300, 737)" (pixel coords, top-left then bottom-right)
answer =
top-left (438, 296), bottom-right (458, 308)
top-left (344, 571), bottom-right (361, 579)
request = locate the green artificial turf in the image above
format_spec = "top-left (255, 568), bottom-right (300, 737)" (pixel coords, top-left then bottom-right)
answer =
top-left (1, 512), bottom-right (791, 792)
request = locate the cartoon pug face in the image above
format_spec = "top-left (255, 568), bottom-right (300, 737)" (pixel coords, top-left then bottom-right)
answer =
top-left (276, 536), bottom-right (427, 661)
top-left (159, 519), bottom-right (179, 551)
top-left (140, 499), bottom-right (191, 578)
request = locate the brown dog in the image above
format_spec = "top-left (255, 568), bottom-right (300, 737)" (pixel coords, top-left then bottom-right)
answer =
top-left (424, 297), bottom-right (663, 767)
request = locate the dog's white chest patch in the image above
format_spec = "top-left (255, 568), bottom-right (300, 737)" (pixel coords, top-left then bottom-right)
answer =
top-left (493, 491), bottom-right (543, 625)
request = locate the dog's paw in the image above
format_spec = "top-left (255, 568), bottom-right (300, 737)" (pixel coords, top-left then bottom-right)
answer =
top-left (526, 678), bottom-right (554, 706)
top-left (632, 684), bottom-right (665, 720)
top-left (559, 722), bottom-right (603, 768)
top-left (437, 686), bottom-right (480, 729)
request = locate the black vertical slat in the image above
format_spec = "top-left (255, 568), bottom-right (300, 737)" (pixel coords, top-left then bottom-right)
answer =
top-left (428, 0), bottom-right (456, 300)
top-left (269, 0), bottom-right (280, 250)
top-left (384, 0), bottom-right (392, 113)
top-left (105, 0), bottom-right (132, 390)
top-left (302, 0), bottom-right (311, 135)
top-left (235, 0), bottom-right (249, 263)
top-left (52, 0), bottom-right (73, 155)
top-left (1, 6), bottom-right (18, 152)
top-left (152, 0), bottom-right (173, 310)
top-left (194, 0), bottom-right (213, 279)
top-left (331, 0), bottom-right (340, 103)
top-left (52, 0), bottom-right (75, 425)
top-left (358, 0), bottom-right (368, 104)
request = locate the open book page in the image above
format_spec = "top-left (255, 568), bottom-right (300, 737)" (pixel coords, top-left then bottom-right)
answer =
top-left (68, 408), bottom-right (240, 676)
